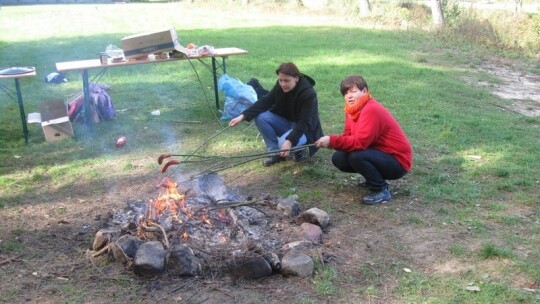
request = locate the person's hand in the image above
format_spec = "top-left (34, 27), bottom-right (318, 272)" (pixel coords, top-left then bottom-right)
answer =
top-left (229, 114), bottom-right (245, 127)
top-left (315, 136), bottom-right (330, 148)
top-left (279, 140), bottom-right (292, 157)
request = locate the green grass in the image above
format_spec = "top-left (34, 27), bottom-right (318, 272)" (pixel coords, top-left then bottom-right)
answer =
top-left (0, 2), bottom-right (539, 303)
top-left (313, 259), bottom-right (337, 296)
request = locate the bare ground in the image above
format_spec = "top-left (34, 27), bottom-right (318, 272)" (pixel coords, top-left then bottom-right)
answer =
top-left (0, 56), bottom-right (538, 303)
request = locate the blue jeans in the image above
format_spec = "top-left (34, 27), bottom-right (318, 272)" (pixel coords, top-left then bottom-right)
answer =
top-left (255, 111), bottom-right (307, 152)
top-left (332, 148), bottom-right (407, 191)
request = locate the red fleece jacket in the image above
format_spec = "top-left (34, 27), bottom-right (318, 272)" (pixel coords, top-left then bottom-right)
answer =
top-left (329, 98), bottom-right (413, 172)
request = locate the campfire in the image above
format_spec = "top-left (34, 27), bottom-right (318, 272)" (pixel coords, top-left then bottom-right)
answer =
top-left (92, 173), bottom-right (331, 280)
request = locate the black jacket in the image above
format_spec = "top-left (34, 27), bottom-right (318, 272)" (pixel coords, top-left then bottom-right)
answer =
top-left (242, 74), bottom-right (324, 156)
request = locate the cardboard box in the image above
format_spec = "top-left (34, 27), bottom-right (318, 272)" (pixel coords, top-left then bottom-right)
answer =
top-left (121, 27), bottom-right (189, 59)
top-left (38, 100), bottom-right (74, 142)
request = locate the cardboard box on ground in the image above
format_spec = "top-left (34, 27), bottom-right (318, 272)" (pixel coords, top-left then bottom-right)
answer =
top-left (27, 100), bottom-right (74, 142)
top-left (121, 27), bottom-right (189, 59)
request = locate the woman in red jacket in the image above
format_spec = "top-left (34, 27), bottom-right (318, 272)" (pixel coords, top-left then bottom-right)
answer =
top-left (316, 75), bottom-right (413, 205)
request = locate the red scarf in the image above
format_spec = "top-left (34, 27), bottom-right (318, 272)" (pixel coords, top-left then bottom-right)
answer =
top-left (344, 91), bottom-right (371, 121)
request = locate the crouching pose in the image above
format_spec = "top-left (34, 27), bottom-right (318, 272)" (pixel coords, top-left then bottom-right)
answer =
top-left (229, 62), bottom-right (324, 167)
top-left (316, 75), bottom-right (413, 205)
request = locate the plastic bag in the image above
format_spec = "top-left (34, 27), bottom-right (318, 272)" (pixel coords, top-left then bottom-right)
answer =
top-left (105, 44), bottom-right (125, 60)
top-left (218, 74), bottom-right (257, 102)
top-left (218, 74), bottom-right (257, 121)
top-left (45, 72), bottom-right (67, 84)
top-left (221, 96), bottom-right (255, 121)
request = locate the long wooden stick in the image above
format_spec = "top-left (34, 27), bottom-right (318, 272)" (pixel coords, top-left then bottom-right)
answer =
top-left (166, 125), bottom-right (233, 177)
top-left (147, 221), bottom-right (170, 249)
top-left (0, 255), bottom-right (22, 266)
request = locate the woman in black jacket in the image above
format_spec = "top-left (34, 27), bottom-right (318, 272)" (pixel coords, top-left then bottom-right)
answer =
top-left (229, 62), bottom-right (324, 167)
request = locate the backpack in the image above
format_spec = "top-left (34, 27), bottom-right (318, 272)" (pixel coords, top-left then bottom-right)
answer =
top-left (68, 83), bottom-right (116, 123)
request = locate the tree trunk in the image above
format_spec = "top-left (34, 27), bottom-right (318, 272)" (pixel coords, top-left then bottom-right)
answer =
top-left (514, 0), bottom-right (523, 16)
top-left (358, 0), bottom-right (371, 17)
top-left (431, 0), bottom-right (445, 29)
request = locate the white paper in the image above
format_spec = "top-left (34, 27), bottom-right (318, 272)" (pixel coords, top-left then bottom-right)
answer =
top-left (27, 112), bottom-right (42, 124)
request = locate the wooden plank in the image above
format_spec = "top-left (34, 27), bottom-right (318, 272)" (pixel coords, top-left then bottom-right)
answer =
top-left (56, 47), bottom-right (248, 72)
top-left (0, 70), bottom-right (36, 79)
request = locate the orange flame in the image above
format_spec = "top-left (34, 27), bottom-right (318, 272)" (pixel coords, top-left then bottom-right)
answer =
top-left (146, 177), bottom-right (237, 243)
top-left (200, 212), bottom-right (212, 225)
top-left (149, 178), bottom-right (187, 220)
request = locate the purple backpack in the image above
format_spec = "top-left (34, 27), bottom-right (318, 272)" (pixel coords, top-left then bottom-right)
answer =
top-left (68, 83), bottom-right (116, 123)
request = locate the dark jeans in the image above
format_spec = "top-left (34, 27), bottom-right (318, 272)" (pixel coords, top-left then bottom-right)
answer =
top-left (332, 148), bottom-right (407, 191)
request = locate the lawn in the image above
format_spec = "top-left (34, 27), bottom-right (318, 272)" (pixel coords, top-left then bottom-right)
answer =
top-left (0, 2), bottom-right (539, 303)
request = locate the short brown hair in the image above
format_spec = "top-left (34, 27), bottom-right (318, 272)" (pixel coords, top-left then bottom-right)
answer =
top-left (340, 75), bottom-right (369, 96)
top-left (276, 62), bottom-right (301, 78)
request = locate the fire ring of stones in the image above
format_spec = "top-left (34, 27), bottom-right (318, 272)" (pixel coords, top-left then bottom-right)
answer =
top-left (92, 173), bottom-right (331, 280)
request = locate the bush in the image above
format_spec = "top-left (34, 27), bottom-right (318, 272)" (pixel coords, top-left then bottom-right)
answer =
top-left (452, 13), bottom-right (500, 47)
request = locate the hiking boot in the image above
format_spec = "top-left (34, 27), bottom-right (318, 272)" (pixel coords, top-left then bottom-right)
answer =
top-left (293, 150), bottom-right (307, 162)
top-left (362, 187), bottom-right (392, 205)
top-left (263, 155), bottom-right (285, 167)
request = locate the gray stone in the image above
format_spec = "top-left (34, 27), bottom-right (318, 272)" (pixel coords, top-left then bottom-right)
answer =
top-left (280, 251), bottom-right (313, 277)
top-left (111, 235), bottom-right (143, 264)
top-left (301, 222), bottom-right (323, 244)
top-left (166, 244), bottom-right (201, 277)
top-left (229, 256), bottom-right (272, 280)
top-left (281, 240), bottom-right (313, 251)
top-left (263, 253), bottom-right (282, 272)
top-left (277, 196), bottom-right (300, 217)
top-left (133, 241), bottom-right (166, 276)
top-left (92, 227), bottom-right (121, 251)
top-left (296, 207), bottom-right (330, 229)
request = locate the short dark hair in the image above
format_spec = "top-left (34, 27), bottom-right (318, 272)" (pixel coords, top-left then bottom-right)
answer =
top-left (340, 75), bottom-right (369, 96)
top-left (276, 62), bottom-right (301, 78)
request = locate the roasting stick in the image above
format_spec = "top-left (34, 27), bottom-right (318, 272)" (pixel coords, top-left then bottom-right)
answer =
top-left (164, 125), bottom-right (233, 177)
top-left (175, 144), bottom-right (317, 184)
top-left (164, 143), bottom-right (315, 163)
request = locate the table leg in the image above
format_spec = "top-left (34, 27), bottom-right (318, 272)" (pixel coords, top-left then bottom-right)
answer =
top-left (211, 57), bottom-right (219, 109)
top-left (82, 70), bottom-right (93, 135)
top-left (221, 57), bottom-right (227, 74)
top-left (14, 78), bottom-right (29, 144)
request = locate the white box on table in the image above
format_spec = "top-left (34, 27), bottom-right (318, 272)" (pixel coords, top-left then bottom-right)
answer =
top-left (121, 27), bottom-right (189, 59)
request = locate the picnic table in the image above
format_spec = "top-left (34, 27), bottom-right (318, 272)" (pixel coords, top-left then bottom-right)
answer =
top-left (56, 47), bottom-right (248, 134)
top-left (0, 67), bottom-right (37, 144)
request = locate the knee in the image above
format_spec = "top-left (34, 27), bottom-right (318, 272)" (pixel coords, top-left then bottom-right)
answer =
top-left (331, 152), bottom-right (349, 170)
top-left (254, 111), bottom-right (272, 125)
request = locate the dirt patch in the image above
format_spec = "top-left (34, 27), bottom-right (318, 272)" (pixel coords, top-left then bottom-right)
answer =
top-left (465, 57), bottom-right (540, 117)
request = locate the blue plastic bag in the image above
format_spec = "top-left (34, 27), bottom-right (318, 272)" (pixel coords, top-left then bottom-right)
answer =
top-left (218, 74), bottom-right (257, 120)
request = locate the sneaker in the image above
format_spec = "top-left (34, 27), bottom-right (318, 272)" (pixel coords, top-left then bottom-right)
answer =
top-left (263, 155), bottom-right (285, 167)
top-left (362, 187), bottom-right (392, 205)
top-left (293, 150), bottom-right (307, 162)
